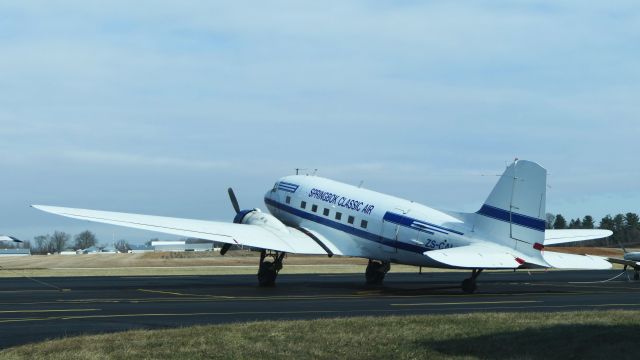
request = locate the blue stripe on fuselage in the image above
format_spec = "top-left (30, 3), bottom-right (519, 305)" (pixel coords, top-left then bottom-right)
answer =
top-left (383, 212), bottom-right (464, 236)
top-left (264, 198), bottom-right (428, 254)
top-left (477, 204), bottom-right (545, 232)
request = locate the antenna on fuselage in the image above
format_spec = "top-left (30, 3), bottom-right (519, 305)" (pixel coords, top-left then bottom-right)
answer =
top-left (294, 168), bottom-right (318, 176)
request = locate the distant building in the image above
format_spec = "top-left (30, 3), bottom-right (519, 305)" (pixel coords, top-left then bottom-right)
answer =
top-left (0, 249), bottom-right (31, 256)
top-left (60, 248), bottom-right (78, 255)
top-left (150, 240), bottom-right (213, 252)
top-left (82, 246), bottom-right (101, 254)
top-left (100, 245), bottom-right (117, 254)
top-left (128, 244), bottom-right (154, 253)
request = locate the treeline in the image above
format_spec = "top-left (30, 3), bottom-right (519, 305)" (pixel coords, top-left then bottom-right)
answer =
top-left (546, 212), bottom-right (640, 247)
top-left (26, 230), bottom-right (130, 255)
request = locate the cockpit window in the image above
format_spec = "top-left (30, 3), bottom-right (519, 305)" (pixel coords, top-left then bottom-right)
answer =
top-left (272, 182), bottom-right (278, 192)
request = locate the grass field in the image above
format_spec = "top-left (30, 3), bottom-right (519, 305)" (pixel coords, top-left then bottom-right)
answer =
top-left (1, 311), bottom-right (639, 359)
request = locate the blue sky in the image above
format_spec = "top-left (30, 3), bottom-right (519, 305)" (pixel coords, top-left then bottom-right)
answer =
top-left (1, 1), bottom-right (639, 244)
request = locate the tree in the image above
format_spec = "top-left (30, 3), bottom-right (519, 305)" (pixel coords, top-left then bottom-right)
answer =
top-left (568, 218), bottom-right (582, 229)
top-left (545, 213), bottom-right (556, 229)
top-left (599, 215), bottom-right (614, 231)
top-left (553, 214), bottom-right (567, 229)
top-left (50, 231), bottom-right (70, 253)
top-left (33, 234), bottom-right (50, 255)
top-left (74, 230), bottom-right (97, 250)
top-left (625, 212), bottom-right (640, 245)
top-left (625, 213), bottom-right (640, 230)
top-left (115, 239), bottom-right (130, 253)
top-left (582, 215), bottom-right (595, 229)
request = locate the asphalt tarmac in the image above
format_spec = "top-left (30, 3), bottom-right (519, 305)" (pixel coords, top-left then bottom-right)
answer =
top-left (1, 269), bottom-right (639, 349)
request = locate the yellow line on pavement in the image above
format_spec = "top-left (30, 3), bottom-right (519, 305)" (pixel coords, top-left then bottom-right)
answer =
top-left (391, 300), bottom-right (542, 306)
top-left (0, 308), bottom-right (100, 314)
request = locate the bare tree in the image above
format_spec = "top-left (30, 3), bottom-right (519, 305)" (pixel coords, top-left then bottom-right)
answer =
top-left (114, 239), bottom-right (130, 253)
top-left (50, 231), bottom-right (70, 253)
top-left (74, 230), bottom-right (97, 250)
top-left (33, 235), bottom-right (50, 255)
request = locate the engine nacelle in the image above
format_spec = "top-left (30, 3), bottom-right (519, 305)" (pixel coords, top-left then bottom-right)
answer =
top-left (239, 209), bottom-right (289, 235)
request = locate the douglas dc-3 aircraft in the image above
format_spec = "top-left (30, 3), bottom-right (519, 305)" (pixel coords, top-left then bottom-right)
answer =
top-left (33, 160), bottom-right (613, 293)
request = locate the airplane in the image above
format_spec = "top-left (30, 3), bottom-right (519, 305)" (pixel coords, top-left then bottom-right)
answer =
top-left (606, 245), bottom-right (640, 281)
top-left (0, 235), bottom-right (22, 243)
top-left (32, 159), bottom-right (613, 293)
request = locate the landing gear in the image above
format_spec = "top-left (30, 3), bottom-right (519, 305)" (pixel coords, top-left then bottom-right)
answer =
top-left (257, 250), bottom-right (285, 287)
top-left (365, 259), bottom-right (390, 285)
top-left (461, 269), bottom-right (483, 294)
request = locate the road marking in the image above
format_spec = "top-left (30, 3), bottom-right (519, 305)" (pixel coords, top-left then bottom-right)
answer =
top-left (0, 308), bottom-right (100, 314)
top-left (391, 300), bottom-right (542, 306)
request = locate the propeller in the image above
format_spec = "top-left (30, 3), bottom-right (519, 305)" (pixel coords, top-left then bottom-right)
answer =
top-left (228, 187), bottom-right (240, 214)
top-left (223, 187), bottom-right (253, 256)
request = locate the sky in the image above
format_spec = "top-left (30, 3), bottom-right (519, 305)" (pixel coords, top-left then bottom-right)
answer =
top-left (1, 1), bottom-right (639, 245)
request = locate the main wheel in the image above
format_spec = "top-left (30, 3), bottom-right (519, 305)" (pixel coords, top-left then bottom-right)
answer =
top-left (365, 260), bottom-right (388, 285)
top-left (461, 278), bottom-right (477, 294)
top-left (258, 262), bottom-right (278, 287)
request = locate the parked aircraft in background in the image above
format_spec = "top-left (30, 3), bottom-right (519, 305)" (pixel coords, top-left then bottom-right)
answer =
top-left (34, 159), bottom-right (613, 293)
top-left (607, 245), bottom-right (640, 281)
top-left (0, 235), bottom-right (22, 243)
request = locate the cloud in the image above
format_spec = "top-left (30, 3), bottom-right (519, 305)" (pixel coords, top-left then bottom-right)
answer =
top-left (1, 1), bottom-right (639, 240)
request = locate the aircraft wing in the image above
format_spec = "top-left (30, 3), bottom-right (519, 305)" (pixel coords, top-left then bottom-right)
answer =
top-left (544, 229), bottom-right (613, 245)
top-left (542, 251), bottom-right (612, 270)
top-left (423, 243), bottom-right (547, 269)
top-left (32, 205), bottom-right (332, 255)
top-left (606, 257), bottom-right (640, 269)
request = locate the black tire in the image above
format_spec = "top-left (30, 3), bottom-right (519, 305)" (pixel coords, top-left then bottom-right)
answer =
top-left (365, 261), bottom-right (387, 285)
top-left (634, 271), bottom-right (639, 281)
top-left (461, 278), bottom-right (477, 294)
top-left (258, 262), bottom-right (277, 287)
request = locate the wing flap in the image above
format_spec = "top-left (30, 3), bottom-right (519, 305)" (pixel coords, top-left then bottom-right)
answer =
top-left (542, 251), bottom-right (612, 270)
top-left (32, 205), bottom-right (329, 255)
top-left (423, 243), bottom-right (545, 269)
top-left (544, 229), bottom-right (613, 245)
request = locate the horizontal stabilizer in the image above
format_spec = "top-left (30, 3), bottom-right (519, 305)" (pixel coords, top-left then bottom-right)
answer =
top-left (542, 251), bottom-right (612, 270)
top-left (32, 205), bottom-right (337, 255)
top-left (544, 229), bottom-right (613, 245)
top-left (423, 243), bottom-right (546, 269)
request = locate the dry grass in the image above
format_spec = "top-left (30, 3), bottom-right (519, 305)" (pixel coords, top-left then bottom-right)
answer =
top-left (0, 251), bottom-right (432, 277)
top-left (0, 247), bottom-right (626, 278)
top-left (1, 311), bottom-right (639, 359)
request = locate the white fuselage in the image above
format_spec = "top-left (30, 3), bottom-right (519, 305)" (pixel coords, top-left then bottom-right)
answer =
top-left (264, 175), bottom-right (473, 267)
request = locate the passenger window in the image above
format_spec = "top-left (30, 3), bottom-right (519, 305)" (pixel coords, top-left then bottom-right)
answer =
top-left (312, 204), bottom-right (318, 213)
top-left (348, 215), bottom-right (354, 224)
top-left (286, 196), bottom-right (291, 204)
top-left (335, 212), bottom-right (342, 221)
top-left (301, 201), bottom-right (306, 209)
top-left (361, 220), bottom-right (368, 229)
top-left (323, 208), bottom-right (330, 216)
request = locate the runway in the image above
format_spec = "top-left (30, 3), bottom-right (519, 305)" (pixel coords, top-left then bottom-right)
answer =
top-left (1, 269), bottom-right (639, 349)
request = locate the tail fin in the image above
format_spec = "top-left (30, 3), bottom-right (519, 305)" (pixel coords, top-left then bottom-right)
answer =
top-left (474, 160), bottom-right (547, 256)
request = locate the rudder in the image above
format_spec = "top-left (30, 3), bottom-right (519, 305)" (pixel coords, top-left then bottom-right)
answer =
top-left (474, 160), bottom-right (547, 255)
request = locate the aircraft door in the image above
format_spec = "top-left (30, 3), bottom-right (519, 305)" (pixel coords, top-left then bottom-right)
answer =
top-left (380, 220), bottom-right (398, 253)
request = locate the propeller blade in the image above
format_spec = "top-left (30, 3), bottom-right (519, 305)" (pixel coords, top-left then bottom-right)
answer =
top-left (228, 187), bottom-right (240, 214)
